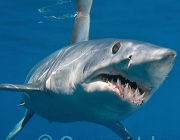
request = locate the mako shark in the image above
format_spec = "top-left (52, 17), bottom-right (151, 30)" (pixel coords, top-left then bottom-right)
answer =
top-left (0, 0), bottom-right (176, 140)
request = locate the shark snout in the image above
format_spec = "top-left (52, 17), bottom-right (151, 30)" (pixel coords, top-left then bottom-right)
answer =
top-left (147, 47), bottom-right (176, 63)
top-left (162, 50), bottom-right (177, 62)
top-left (166, 50), bottom-right (177, 57)
top-left (118, 46), bottom-right (177, 93)
top-left (157, 49), bottom-right (176, 68)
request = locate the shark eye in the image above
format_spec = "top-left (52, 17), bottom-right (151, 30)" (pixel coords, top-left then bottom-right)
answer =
top-left (112, 42), bottom-right (121, 54)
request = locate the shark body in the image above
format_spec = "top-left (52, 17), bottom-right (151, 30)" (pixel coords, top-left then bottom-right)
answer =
top-left (0, 0), bottom-right (176, 140)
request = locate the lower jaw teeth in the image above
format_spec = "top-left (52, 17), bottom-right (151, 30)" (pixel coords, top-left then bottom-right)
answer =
top-left (108, 81), bottom-right (145, 105)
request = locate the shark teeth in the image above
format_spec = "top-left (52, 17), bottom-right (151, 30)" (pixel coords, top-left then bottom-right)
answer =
top-left (98, 73), bottom-right (146, 105)
top-left (117, 78), bottom-right (121, 86)
top-left (108, 79), bottom-right (145, 105)
top-left (134, 88), bottom-right (140, 97)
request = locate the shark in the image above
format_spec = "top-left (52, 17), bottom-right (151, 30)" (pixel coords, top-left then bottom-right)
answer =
top-left (0, 0), bottom-right (176, 140)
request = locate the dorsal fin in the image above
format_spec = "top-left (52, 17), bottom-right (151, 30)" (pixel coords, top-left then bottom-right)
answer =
top-left (70, 0), bottom-right (93, 44)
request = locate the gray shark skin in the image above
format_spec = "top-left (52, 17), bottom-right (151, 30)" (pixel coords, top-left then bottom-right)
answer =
top-left (0, 0), bottom-right (177, 140)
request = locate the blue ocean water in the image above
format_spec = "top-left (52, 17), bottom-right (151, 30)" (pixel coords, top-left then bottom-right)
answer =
top-left (0, 0), bottom-right (180, 140)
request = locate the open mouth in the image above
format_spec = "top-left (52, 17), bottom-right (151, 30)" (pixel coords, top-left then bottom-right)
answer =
top-left (95, 74), bottom-right (150, 105)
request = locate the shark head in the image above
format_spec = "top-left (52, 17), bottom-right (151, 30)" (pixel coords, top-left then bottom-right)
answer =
top-left (79, 39), bottom-right (176, 105)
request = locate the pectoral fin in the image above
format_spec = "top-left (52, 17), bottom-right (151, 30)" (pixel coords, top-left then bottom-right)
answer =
top-left (6, 109), bottom-right (34, 140)
top-left (102, 122), bottom-right (134, 140)
top-left (0, 83), bottom-right (42, 92)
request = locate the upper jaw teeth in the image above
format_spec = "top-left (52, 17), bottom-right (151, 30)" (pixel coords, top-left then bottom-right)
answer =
top-left (117, 78), bottom-right (120, 85)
